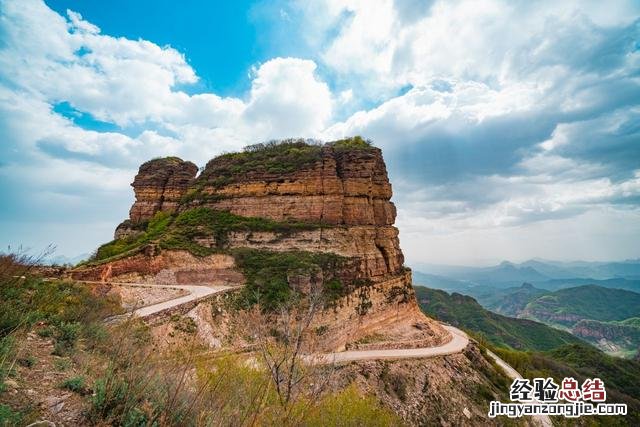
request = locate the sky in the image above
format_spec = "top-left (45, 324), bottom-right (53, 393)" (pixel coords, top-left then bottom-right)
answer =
top-left (0, 0), bottom-right (639, 266)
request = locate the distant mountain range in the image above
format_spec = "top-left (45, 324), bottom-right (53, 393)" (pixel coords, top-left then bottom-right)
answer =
top-left (414, 285), bottom-right (640, 421)
top-left (412, 258), bottom-right (640, 292)
top-left (44, 253), bottom-right (91, 266)
top-left (412, 258), bottom-right (640, 358)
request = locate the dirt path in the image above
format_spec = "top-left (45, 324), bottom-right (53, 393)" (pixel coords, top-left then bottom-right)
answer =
top-left (78, 281), bottom-right (233, 318)
top-left (87, 281), bottom-right (554, 426)
top-left (486, 350), bottom-right (553, 427)
top-left (309, 324), bottom-right (469, 363)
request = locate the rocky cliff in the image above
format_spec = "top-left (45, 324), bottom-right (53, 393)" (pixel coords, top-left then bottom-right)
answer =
top-left (74, 138), bottom-right (446, 351)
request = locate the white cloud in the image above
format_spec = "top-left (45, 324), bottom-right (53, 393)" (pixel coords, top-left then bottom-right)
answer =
top-left (244, 57), bottom-right (333, 138)
top-left (1, 0), bottom-right (639, 263)
top-left (0, 0), bottom-right (335, 255)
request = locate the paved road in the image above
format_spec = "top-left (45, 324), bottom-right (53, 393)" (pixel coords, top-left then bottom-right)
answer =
top-left (308, 324), bottom-right (469, 364)
top-left (486, 350), bottom-right (553, 427)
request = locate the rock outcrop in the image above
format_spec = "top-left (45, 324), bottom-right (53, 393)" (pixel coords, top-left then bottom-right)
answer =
top-left (115, 157), bottom-right (198, 238)
top-left (77, 139), bottom-right (445, 351)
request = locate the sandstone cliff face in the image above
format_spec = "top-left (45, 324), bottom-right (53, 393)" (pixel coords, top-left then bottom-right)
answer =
top-left (116, 157), bottom-right (198, 238)
top-left (122, 145), bottom-right (396, 228)
top-left (81, 140), bottom-right (445, 351)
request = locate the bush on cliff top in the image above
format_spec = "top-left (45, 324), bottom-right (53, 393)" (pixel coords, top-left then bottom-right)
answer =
top-left (330, 135), bottom-right (373, 150)
top-left (198, 137), bottom-right (375, 187)
top-left (202, 139), bottom-right (324, 182)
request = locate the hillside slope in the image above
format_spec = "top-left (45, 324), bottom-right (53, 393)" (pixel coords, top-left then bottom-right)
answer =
top-left (414, 286), bottom-right (640, 425)
top-left (414, 286), bottom-right (583, 351)
top-left (521, 285), bottom-right (640, 326)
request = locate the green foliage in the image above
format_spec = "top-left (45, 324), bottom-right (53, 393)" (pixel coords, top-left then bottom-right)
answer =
top-left (92, 211), bottom-right (172, 261)
top-left (0, 336), bottom-right (15, 393)
top-left (304, 384), bottom-right (403, 426)
top-left (202, 139), bottom-right (324, 183)
top-left (169, 207), bottom-right (325, 248)
top-left (232, 248), bottom-right (345, 311)
top-left (0, 274), bottom-right (120, 341)
top-left (0, 403), bottom-right (23, 426)
top-left (415, 286), bottom-right (583, 351)
top-left (91, 208), bottom-right (332, 262)
top-left (330, 135), bottom-right (374, 150)
top-left (60, 375), bottom-right (86, 394)
top-left (52, 322), bottom-right (82, 356)
top-left (523, 285), bottom-right (640, 326)
top-left (415, 286), bottom-right (640, 424)
top-left (170, 315), bottom-right (197, 335)
top-left (0, 253), bottom-right (120, 390)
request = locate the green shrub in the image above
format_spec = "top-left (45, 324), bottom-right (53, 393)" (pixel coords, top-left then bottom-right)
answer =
top-left (201, 139), bottom-right (323, 184)
top-left (54, 358), bottom-right (72, 371)
top-left (52, 322), bottom-right (81, 356)
top-left (60, 375), bottom-right (86, 394)
top-left (304, 384), bottom-right (402, 426)
top-left (0, 403), bottom-right (23, 426)
top-left (330, 135), bottom-right (374, 150)
top-left (232, 248), bottom-right (344, 311)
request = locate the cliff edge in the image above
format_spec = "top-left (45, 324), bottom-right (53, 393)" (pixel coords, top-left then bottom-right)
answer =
top-left (72, 138), bottom-right (447, 351)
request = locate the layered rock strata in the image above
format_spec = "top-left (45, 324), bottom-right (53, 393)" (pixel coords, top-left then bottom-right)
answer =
top-left (81, 140), bottom-right (446, 351)
top-left (115, 157), bottom-right (198, 238)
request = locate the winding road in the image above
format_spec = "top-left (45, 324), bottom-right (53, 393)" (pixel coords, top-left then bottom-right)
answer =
top-left (97, 281), bottom-right (552, 426)
top-left (77, 280), bottom-right (233, 318)
top-left (309, 324), bottom-right (469, 363)
top-left (486, 350), bottom-right (553, 427)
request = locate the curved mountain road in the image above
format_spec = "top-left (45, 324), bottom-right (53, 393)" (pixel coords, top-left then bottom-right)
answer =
top-left (89, 281), bottom-right (552, 425)
top-left (76, 280), bottom-right (233, 318)
top-left (485, 350), bottom-right (553, 427)
top-left (309, 324), bottom-right (469, 364)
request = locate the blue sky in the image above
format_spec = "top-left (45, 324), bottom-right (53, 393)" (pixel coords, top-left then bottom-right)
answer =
top-left (1, 0), bottom-right (639, 265)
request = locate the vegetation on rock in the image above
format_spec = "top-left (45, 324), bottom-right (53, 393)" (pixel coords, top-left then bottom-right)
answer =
top-left (201, 139), bottom-right (324, 183)
top-left (231, 248), bottom-right (346, 311)
top-left (91, 208), bottom-right (331, 263)
top-left (416, 285), bottom-right (640, 425)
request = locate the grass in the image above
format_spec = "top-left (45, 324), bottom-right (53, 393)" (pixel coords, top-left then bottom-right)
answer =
top-left (231, 248), bottom-right (346, 311)
top-left (90, 208), bottom-right (332, 263)
top-left (330, 135), bottom-right (374, 150)
top-left (92, 211), bottom-right (173, 261)
top-left (60, 375), bottom-right (86, 394)
top-left (201, 139), bottom-right (324, 184)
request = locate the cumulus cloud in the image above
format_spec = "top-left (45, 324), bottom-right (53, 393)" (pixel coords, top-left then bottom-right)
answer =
top-left (1, 0), bottom-right (639, 263)
top-left (0, 0), bottom-right (334, 254)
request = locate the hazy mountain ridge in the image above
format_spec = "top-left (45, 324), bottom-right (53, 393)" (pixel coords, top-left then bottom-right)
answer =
top-left (413, 258), bottom-right (640, 288)
top-left (413, 259), bottom-right (640, 358)
top-left (414, 285), bottom-right (640, 424)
